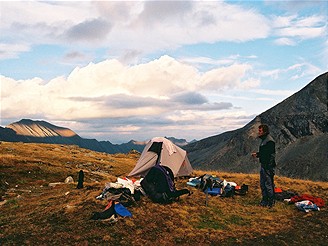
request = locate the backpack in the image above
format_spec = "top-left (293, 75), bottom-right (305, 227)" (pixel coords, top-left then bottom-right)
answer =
top-left (141, 165), bottom-right (190, 204)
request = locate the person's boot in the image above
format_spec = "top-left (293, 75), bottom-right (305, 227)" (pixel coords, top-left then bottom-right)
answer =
top-left (267, 197), bottom-right (275, 208)
top-left (259, 196), bottom-right (268, 207)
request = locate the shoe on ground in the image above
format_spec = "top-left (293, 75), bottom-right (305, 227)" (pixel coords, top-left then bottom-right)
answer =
top-left (267, 199), bottom-right (275, 208)
top-left (259, 199), bottom-right (268, 207)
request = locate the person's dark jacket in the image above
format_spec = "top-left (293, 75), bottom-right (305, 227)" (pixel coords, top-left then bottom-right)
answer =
top-left (256, 134), bottom-right (276, 170)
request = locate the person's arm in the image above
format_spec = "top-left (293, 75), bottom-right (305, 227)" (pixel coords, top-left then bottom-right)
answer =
top-left (252, 152), bottom-right (259, 158)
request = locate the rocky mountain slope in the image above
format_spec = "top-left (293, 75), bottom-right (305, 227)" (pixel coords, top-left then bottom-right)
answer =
top-left (185, 72), bottom-right (328, 181)
top-left (7, 119), bottom-right (77, 138)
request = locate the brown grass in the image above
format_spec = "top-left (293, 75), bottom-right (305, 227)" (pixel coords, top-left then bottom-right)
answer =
top-left (0, 141), bottom-right (327, 245)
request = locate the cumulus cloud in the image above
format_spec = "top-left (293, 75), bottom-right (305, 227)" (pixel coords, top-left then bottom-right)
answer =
top-left (1, 56), bottom-right (257, 141)
top-left (200, 63), bottom-right (254, 91)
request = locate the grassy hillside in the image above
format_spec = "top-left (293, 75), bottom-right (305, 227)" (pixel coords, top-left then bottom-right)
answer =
top-left (1, 142), bottom-right (327, 245)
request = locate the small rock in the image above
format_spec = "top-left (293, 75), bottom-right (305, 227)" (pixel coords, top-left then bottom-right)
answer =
top-left (64, 176), bottom-right (74, 183)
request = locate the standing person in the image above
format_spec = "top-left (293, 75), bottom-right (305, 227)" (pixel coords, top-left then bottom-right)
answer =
top-left (252, 124), bottom-right (276, 208)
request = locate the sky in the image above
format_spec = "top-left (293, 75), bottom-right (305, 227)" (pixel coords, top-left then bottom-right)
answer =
top-left (0, 0), bottom-right (327, 144)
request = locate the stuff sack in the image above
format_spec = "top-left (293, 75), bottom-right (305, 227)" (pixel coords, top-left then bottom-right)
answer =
top-left (234, 184), bottom-right (248, 196)
top-left (221, 184), bottom-right (235, 197)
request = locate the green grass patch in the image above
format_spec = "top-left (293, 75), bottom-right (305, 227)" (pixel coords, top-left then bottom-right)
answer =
top-left (197, 212), bottom-right (227, 230)
top-left (5, 199), bottom-right (20, 209)
top-left (226, 214), bottom-right (250, 226)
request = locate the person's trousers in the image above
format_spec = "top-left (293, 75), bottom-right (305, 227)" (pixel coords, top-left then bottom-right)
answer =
top-left (260, 167), bottom-right (275, 199)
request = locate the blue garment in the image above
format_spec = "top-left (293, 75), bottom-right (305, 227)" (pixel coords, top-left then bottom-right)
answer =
top-left (114, 203), bottom-right (132, 217)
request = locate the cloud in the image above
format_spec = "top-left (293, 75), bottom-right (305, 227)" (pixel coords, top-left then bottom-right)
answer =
top-left (64, 51), bottom-right (85, 60)
top-left (274, 37), bottom-right (296, 46)
top-left (64, 18), bottom-right (112, 43)
top-left (181, 54), bottom-right (258, 69)
top-left (58, 109), bottom-right (252, 143)
top-left (0, 43), bottom-right (31, 60)
top-left (172, 92), bottom-right (208, 105)
top-left (0, 1), bottom-right (271, 59)
top-left (260, 62), bottom-right (323, 82)
top-left (253, 89), bottom-right (295, 97)
top-left (1, 55), bottom-right (255, 141)
top-left (138, 1), bottom-right (193, 24)
top-left (272, 14), bottom-right (326, 40)
top-left (200, 63), bottom-right (254, 91)
top-left (172, 92), bottom-right (233, 111)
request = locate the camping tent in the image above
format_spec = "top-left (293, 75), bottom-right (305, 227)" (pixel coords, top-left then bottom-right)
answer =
top-left (128, 137), bottom-right (193, 178)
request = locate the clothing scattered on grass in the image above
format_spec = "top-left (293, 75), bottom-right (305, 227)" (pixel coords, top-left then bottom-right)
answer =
top-left (96, 177), bottom-right (144, 207)
top-left (290, 194), bottom-right (325, 208)
top-left (274, 189), bottom-right (298, 201)
top-left (114, 203), bottom-right (132, 217)
top-left (187, 174), bottom-right (248, 197)
top-left (295, 200), bottom-right (320, 212)
top-left (91, 200), bottom-right (116, 221)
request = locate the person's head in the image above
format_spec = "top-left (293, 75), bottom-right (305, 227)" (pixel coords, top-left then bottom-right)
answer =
top-left (258, 124), bottom-right (269, 137)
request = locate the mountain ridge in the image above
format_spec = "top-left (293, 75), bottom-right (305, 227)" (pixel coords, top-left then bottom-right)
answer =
top-left (185, 72), bottom-right (328, 181)
top-left (0, 120), bottom-right (191, 154)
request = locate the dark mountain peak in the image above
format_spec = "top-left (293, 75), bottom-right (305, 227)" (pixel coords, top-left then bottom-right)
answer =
top-left (261, 72), bottom-right (327, 118)
top-left (165, 136), bottom-right (189, 146)
top-left (186, 72), bottom-right (328, 181)
top-left (127, 140), bottom-right (148, 145)
top-left (258, 72), bottom-right (328, 142)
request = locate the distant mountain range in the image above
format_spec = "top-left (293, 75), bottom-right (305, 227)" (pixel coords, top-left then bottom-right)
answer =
top-left (0, 119), bottom-right (191, 154)
top-left (185, 72), bottom-right (328, 181)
